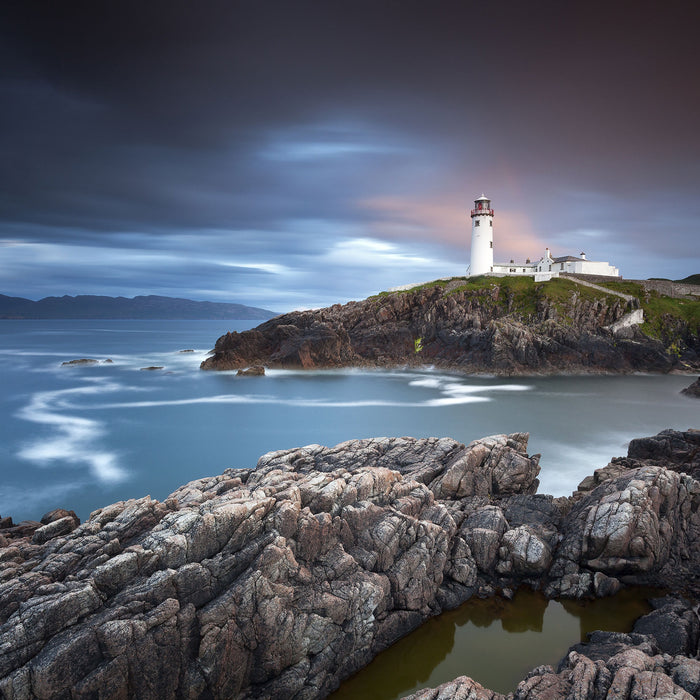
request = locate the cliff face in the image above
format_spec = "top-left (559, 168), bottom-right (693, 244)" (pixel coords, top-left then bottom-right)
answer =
top-left (2, 430), bottom-right (700, 699)
top-left (200, 278), bottom-right (700, 374)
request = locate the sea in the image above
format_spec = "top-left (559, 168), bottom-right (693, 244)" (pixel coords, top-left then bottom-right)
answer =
top-left (0, 319), bottom-right (696, 524)
top-left (0, 318), bottom-right (698, 696)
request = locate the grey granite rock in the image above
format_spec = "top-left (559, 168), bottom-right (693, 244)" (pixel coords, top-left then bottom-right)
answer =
top-left (1, 430), bottom-right (700, 699)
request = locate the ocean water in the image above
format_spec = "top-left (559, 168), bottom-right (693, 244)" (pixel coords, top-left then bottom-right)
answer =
top-left (0, 319), bottom-right (697, 523)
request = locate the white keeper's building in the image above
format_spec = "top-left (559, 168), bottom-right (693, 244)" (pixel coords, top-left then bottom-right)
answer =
top-left (468, 194), bottom-right (620, 281)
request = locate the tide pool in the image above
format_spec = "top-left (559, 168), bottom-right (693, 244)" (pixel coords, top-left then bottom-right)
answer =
top-left (330, 587), bottom-right (661, 698)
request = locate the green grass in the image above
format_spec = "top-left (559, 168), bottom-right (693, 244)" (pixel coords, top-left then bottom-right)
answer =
top-left (369, 278), bottom-right (456, 299)
top-left (444, 276), bottom-right (622, 321)
top-left (369, 276), bottom-right (699, 340)
top-left (591, 280), bottom-right (647, 297)
top-left (639, 293), bottom-right (700, 338)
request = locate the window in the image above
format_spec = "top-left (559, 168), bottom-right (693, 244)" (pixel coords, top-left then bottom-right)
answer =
top-left (489, 221), bottom-right (492, 227)
top-left (475, 220), bottom-right (480, 227)
top-left (489, 241), bottom-right (493, 248)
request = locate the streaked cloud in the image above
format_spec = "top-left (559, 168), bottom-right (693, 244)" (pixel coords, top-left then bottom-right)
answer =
top-left (0, 1), bottom-right (698, 309)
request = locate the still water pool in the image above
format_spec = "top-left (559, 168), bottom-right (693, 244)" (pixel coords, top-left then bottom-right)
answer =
top-left (330, 587), bottom-right (661, 698)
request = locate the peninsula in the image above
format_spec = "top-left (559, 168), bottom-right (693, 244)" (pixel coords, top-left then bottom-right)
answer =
top-left (0, 294), bottom-right (276, 320)
top-left (201, 275), bottom-right (700, 374)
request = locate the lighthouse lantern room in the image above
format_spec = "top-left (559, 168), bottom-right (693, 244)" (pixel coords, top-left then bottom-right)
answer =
top-left (469, 194), bottom-right (494, 276)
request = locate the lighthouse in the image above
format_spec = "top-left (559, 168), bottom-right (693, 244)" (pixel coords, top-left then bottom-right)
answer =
top-left (469, 194), bottom-right (494, 276)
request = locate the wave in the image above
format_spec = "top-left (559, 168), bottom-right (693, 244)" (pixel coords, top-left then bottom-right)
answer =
top-left (81, 393), bottom-right (492, 409)
top-left (16, 378), bottom-right (128, 483)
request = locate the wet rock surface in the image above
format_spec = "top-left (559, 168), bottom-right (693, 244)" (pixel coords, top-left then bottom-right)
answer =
top-left (200, 282), bottom-right (699, 374)
top-left (237, 365), bottom-right (265, 376)
top-left (1, 430), bottom-right (700, 698)
top-left (682, 377), bottom-right (700, 397)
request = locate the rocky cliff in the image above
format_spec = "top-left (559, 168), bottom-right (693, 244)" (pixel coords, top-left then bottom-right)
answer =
top-left (1, 429), bottom-right (700, 698)
top-left (200, 277), bottom-right (700, 374)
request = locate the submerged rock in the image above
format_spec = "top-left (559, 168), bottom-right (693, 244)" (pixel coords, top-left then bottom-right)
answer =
top-left (237, 365), bottom-right (265, 376)
top-left (61, 358), bottom-right (99, 366)
top-left (1, 430), bottom-right (699, 698)
top-left (681, 377), bottom-right (700, 397)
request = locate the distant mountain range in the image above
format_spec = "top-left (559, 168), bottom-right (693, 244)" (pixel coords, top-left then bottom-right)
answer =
top-left (0, 294), bottom-right (278, 320)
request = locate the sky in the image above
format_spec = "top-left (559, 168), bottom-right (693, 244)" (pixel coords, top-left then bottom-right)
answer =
top-left (1, 0), bottom-right (699, 312)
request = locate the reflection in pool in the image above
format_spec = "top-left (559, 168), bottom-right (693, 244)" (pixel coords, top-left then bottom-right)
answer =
top-left (330, 587), bottom-right (661, 699)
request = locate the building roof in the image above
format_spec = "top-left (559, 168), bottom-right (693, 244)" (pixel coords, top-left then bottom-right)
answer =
top-left (553, 255), bottom-right (583, 263)
top-left (494, 262), bottom-right (537, 268)
top-left (475, 194), bottom-right (489, 200)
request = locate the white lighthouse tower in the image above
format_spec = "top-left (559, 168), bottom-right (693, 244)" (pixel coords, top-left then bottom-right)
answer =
top-left (469, 194), bottom-right (494, 276)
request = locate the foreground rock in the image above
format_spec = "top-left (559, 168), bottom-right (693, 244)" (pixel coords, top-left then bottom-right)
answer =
top-left (201, 278), bottom-right (700, 374)
top-left (1, 430), bottom-right (700, 698)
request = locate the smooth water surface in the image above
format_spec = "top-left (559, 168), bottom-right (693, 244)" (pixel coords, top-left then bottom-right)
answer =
top-left (330, 587), bottom-right (660, 698)
top-left (0, 319), bottom-right (697, 521)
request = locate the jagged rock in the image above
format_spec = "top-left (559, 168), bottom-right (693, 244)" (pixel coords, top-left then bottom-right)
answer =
top-left (61, 358), bottom-right (99, 366)
top-left (32, 517), bottom-right (79, 544)
top-left (628, 428), bottom-right (700, 477)
top-left (548, 464), bottom-right (700, 596)
top-left (1, 431), bottom-right (700, 698)
top-left (576, 429), bottom-right (700, 494)
top-left (403, 676), bottom-right (504, 699)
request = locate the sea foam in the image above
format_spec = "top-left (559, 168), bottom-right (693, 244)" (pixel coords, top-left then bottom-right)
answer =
top-left (17, 378), bottom-right (128, 483)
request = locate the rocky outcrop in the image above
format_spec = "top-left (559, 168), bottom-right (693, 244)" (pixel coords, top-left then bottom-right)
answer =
top-left (576, 429), bottom-right (700, 493)
top-left (201, 279), bottom-right (699, 374)
top-left (2, 431), bottom-right (700, 698)
top-left (682, 377), bottom-right (700, 397)
top-left (237, 365), bottom-right (265, 376)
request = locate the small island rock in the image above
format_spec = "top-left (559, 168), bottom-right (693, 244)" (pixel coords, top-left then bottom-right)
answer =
top-left (681, 377), bottom-right (700, 397)
top-left (236, 365), bottom-right (265, 376)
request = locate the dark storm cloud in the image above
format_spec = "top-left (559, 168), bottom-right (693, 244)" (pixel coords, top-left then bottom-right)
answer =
top-left (1, 0), bottom-right (699, 307)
